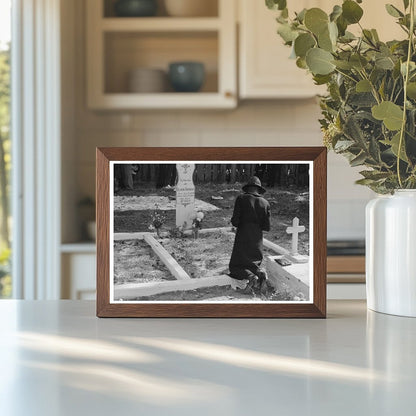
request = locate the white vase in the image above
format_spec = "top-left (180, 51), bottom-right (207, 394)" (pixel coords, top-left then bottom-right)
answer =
top-left (366, 190), bottom-right (416, 317)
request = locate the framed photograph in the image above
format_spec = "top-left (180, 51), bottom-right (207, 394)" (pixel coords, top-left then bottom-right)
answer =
top-left (96, 147), bottom-right (327, 318)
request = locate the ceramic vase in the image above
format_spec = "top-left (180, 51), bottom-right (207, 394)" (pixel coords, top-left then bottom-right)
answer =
top-left (366, 190), bottom-right (416, 317)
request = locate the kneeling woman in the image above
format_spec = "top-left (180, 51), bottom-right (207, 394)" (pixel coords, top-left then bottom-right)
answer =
top-left (229, 176), bottom-right (271, 293)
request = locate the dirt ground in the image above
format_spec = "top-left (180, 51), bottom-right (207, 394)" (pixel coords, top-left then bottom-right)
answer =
top-left (113, 182), bottom-right (310, 302)
top-left (114, 228), bottom-right (309, 302)
top-left (114, 182), bottom-right (310, 254)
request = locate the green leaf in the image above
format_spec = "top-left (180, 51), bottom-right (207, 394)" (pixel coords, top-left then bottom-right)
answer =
top-left (350, 54), bottom-right (368, 70)
top-left (355, 178), bottom-right (378, 186)
top-left (371, 29), bottom-right (380, 42)
top-left (407, 82), bottom-right (416, 99)
top-left (277, 23), bottom-right (298, 43)
top-left (342, 0), bottom-right (364, 24)
top-left (296, 8), bottom-right (307, 23)
top-left (403, 0), bottom-right (410, 10)
top-left (334, 140), bottom-right (355, 152)
top-left (372, 101), bottom-right (404, 131)
top-left (304, 8), bottom-right (329, 35)
top-left (356, 79), bottom-right (372, 92)
top-left (330, 5), bottom-right (342, 22)
top-left (401, 61), bottom-right (416, 76)
top-left (375, 55), bottom-right (395, 70)
top-left (350, 152), bottom-right (367, 167)
top-left (339, 31), bottom-right (356, 43)
top-left (344, 115), bottom-right (367, 147)
top-left (328, 21), bottom-right (338, 44)
top-left (294, 33), bottom-right (316, 58)
top-left (369, 136), bottom-right (382, 163)
top-left (385, 4), bottom-right (404, 18)
top-left (318, 27), bottom-right (334, 52)
top-left (386, 132), bottom-right (409, 162)
top-left (333, 60), bottom-right (353, 70)
top-left (313, 74), bottom-right (332, 85)
top-left (266, 0), bottom-right (287, 11)
top-left (336, 15), bottom-right (348, 36)
top-left (296, 57), bottom-right (308, 69)
top-left (306, 48), bottom-right (335, 75)
top-left (363, 29), bottom-right (376, 46)
top-left (360, 170), bottom-right (392, 181)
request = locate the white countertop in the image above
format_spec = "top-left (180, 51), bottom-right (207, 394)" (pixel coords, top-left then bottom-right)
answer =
top-left (0, 300), bottom-right (415, 415)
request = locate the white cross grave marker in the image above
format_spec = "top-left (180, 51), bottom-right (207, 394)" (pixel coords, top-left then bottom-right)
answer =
top-left (286, 217), bottom-right (305, 256)
top-left (176, 163), bottom-right (196, 230)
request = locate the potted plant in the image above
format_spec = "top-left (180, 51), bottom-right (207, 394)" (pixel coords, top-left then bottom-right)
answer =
top-left (266, 0), bottom-right (416, 316)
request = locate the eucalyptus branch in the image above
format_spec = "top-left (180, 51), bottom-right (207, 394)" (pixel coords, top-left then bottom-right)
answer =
top-left (359, 69), bottom-right (381, 104)
top-left (397, 0), bottom-right (415, 188)
top-left (334, 68), bottom-right (359, 84)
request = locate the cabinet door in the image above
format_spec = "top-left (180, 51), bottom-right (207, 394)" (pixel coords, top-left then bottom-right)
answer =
top-left (239, 0), bottom-right (404, 99)
top-left (239, 0), bottom-right (325, 99)
top-left (62, 253), bottom-right (96, 300)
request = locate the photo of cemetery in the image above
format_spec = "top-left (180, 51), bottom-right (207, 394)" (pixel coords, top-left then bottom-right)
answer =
top-left (111, 162), bottom-right (311, 303)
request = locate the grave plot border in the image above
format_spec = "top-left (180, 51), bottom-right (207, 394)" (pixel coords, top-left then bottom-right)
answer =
top-left (96, 147), bottom-right (327, 318)
top-left (113, 227), bottom-right (295, 300)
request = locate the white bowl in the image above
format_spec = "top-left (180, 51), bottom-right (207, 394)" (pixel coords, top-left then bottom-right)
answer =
top-left (164, 0), bottom-right (218, 17)
top-left (128, 68), bottom-right (167, 93)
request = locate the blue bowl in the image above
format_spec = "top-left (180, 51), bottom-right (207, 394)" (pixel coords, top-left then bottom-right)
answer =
top-left (114, 0), bottom-right (157, 17)
top-left (168, 62), bottom-right (205, 93)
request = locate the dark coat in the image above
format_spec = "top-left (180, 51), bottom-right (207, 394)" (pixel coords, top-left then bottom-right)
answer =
top-left (229, 192), bottom-right (271, 280)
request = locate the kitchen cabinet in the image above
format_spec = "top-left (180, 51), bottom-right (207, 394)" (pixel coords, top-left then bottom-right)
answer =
top-left (86, 0), bottom-right (237, 109)
top-left (61, 245), bottom-right (96, 300)
top-left (238, 0), bottom-right (404, 99)
top-left (239, 0), bottom-right (325, 99)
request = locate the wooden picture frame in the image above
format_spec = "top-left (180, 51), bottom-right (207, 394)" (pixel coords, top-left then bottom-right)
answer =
top-left (96, 147), bottom-right (327, 318)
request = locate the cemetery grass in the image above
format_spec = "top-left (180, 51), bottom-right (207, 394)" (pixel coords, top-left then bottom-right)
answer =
top-left (114, 182), bottom-right (310, 255)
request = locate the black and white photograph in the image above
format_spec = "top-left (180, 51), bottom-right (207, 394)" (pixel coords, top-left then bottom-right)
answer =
top-left (110, 161), bottom-right (313, 303)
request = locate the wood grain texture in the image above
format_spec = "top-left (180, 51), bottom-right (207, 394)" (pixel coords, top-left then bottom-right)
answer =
top-left (327, 256), bottom-right (365, 274)
top-left (96, 147), bottom-right (327, 318)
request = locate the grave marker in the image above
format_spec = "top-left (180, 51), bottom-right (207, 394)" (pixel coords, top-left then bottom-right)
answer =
top-left (285, 217), bottom-right (308, 263)
top-left (176, 163), bottom-right (196, 230)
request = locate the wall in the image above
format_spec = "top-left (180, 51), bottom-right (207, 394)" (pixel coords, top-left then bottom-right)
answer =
top-left (61, 0), bottom-right (374, 243)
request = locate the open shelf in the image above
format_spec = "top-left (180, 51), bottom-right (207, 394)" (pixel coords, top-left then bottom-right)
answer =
top-left (87, 0), bottom-right (236, 109)
top-left (104, 31), bottom-right (218, 94)
top-left (103, 0), bottom-right (219, 18)
top-left (101, 17), bottom-right (221, 31)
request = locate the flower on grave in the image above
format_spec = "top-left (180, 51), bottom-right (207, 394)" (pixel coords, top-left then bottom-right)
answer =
top-left (150, 204), bottom-right (166, 231)
top-left (192, 211), bottom-right (204, 230)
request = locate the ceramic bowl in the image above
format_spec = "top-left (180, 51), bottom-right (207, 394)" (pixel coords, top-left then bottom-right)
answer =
top-left (114, 0), bottom-right (158, 17)
top-left (168, 62), bottom-right (205, 92)
top-left (164, 0), bottom-right (217, 17)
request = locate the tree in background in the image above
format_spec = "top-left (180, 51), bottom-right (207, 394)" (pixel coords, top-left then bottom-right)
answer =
top-left (0, 43), bottom-right (11, 297)
top-left (0, 45), bottom-right (10, 247)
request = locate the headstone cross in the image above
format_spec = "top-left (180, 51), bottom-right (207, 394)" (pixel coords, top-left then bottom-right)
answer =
top-left (176, 163), bottom-right (196, 230)
top-left (286, 217), bottom-right (305, 256)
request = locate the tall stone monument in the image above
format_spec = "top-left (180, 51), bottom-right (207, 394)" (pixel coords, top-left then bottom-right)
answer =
top-left (176, 164), bottom-right (196, 230)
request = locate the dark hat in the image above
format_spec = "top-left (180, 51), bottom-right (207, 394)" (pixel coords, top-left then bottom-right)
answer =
top-left (242, 176), bottom-right (266, 194)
